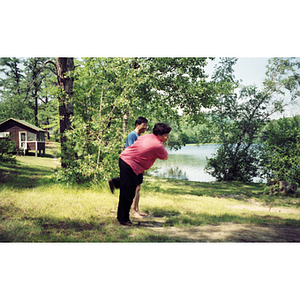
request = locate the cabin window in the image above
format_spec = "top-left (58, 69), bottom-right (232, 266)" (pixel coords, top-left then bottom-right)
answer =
top-left (27, 132), bottom-right (37, 141)
top-left (0, 132), bottom-right (10, 138)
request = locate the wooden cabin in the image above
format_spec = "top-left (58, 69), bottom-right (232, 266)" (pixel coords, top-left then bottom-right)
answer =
top-left (0, 118), bottom-right (47, 156)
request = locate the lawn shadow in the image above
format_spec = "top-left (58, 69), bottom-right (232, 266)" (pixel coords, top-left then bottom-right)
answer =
top-left (0, 211), bottom-right (124, 242)
top-left (0, 162), bottom-right (55, 189)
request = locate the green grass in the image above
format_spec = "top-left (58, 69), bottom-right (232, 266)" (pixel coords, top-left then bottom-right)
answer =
top-left (1, 146), bottom-right (300, 242)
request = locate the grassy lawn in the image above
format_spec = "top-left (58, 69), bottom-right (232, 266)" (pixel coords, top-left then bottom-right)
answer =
top-left (1, 145), bottom-right (300, 242)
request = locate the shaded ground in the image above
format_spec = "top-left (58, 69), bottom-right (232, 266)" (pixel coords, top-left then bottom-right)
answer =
top-left (148, 223), bottom-right (300, 242)
top-left (132, 203), bottom-right (300, 242)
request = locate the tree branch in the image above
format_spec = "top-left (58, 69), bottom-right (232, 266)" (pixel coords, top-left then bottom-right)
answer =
top-left (23, 59), bottom-right (57, 102)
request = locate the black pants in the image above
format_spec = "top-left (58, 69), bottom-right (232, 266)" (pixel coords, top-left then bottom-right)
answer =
top-left (117, 158), bottom-right (138, 223)
top-left (111, 177), bottom-right (121, 189)
top-left (112, 173), bottom-right (143, 189)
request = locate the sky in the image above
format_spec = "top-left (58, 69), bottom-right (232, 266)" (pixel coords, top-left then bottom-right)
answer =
top-left (205, 57), bottom-right (269, 88)
top-left (205, 57), bottom-right (300, 118)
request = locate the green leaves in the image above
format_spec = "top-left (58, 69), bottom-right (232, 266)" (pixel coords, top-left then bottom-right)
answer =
top-left (205, 57), bottom-right (300, 182)
top-left (260, 116), bottom-right (300, 185)
top-left (53, 57), bottom-right (218, 183)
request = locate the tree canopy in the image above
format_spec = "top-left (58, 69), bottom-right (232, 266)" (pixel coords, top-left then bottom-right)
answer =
top-left (1, 57), bottom-right (299, 184)
top-left (205, 57), bottom-right (300, 182)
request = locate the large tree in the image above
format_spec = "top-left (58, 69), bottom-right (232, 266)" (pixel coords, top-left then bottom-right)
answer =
top-left (51, 57), bottom-right (76, 168)
top-left (205, 57), bottom-right (300, 182)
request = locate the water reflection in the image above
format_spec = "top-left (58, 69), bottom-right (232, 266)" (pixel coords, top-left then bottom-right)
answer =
top-left (148, 144), bottom-right (265, 183)
top-left (149, 144), bottom-right (219, 182)
top-left (151, 166), bottom-right (189, 180)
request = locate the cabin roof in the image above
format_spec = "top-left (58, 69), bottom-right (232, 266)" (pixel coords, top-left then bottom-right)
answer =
top-left (0, 118), bottom-right (47, 132)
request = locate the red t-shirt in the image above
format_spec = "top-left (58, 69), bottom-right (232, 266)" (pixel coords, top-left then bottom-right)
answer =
top-left (120, 134), bottom-right (168, 175)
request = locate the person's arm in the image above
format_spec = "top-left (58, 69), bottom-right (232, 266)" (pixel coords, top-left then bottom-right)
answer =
top-left (156, 144), bottom-right (169, 161)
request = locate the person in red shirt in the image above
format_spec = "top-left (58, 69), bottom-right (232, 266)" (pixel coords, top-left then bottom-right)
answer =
top-left (117, 123), bottom-right (171, 226)
top-left (109, 117), bottom-right (148, 218)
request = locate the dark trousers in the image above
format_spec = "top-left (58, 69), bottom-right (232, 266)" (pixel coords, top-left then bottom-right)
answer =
top-left (117, 158), bottom-right (138, 223)
top-left (112, 173), bottom-right (143, 189)
top-left (112, 177), bottom-right (121, 189)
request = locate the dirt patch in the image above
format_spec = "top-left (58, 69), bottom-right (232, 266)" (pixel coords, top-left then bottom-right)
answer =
top-left (135, 202), bottom-right (300, 242)
top-left (228, 204), bottom-right (300, 215)
top-left (147, 223), bottom-right (300, 242)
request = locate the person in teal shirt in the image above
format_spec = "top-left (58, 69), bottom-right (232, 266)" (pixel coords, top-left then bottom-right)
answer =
top-left (126, 130), bottom-right (139, 148)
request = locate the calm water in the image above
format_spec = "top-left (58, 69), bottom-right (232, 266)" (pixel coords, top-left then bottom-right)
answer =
top-left (149, 144), bottom-right (265, 183)
top-left (149, 144), bottom-right (220, 182)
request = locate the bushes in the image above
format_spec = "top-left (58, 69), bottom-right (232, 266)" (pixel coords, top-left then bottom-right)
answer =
top-left (205, 143), bottom-right (260, 182)
top-left (0, 136), bottom-right (16, 163)
top-left (260, 116), bottom-right (300, 186)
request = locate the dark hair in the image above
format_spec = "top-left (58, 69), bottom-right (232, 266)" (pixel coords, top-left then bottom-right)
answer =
top-left (135, 117), bottom-right (148, 126)
top-left (153, 123), bottom-right (172, 136)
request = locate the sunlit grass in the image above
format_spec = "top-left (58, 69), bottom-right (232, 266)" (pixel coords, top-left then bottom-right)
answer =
top-left (1, 149), bottom-right (300, 242)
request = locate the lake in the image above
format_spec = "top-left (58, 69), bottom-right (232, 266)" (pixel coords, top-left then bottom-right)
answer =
top-left (149, 144), bottom-right (220, 182)
top-left (148, 144), bottom-right (265, 183)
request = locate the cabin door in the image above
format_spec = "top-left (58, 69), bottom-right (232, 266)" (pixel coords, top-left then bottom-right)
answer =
top-left (19, 131), bottom-right (27, 149)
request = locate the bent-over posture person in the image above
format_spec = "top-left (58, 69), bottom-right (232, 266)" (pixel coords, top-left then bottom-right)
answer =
top-left (117, 123), bottom-right (171, 226)
top-left (109, 117), bottom-right (148, 218)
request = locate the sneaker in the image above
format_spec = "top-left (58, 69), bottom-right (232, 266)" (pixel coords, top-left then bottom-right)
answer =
top-left (108, 179), bottom-right (115, 193)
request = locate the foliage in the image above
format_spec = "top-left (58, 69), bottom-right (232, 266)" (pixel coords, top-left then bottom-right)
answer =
top-left (3, 57), bottom-right (299, 186)
top-left (53, 57), bottom-right (217, 183)
top-left (205, 57), bottom-right (300, 182)
top-left (0, 57), bottom-right (57, 131)
top-left (160, 115), bottom-right (223, 148)
top-left (260, 116), bottom-right (300, 185)
top-left (53, 58), bottom-right (131, 183)
top-left (0, 58), bottom-right (31, 122)
top-left (0, 135), bottom-right (16, 162)
top-left (140, 57), bottom-right (217, 123)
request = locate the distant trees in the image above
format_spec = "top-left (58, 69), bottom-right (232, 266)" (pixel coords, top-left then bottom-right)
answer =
top-left (0, 57), bottom-right (55, 127)
top-left (23, 57), bottom-right (53, 126)
top-left (0, 57), bottom-right (76, 168)
top-left (0, 58), bottom-right (29, 121)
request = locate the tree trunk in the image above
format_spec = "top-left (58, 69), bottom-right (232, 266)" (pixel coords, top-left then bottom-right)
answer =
top-left (55, 57), bottom-right (75, 168)
top-left (45, 96), bottom-right (50, 139)
top-left (123, 110), bottom-right (129, 136)
top-left (34, 88), bottom-right (38, 127)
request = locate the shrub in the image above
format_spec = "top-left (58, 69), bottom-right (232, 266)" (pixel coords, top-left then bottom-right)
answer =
top-left (260, 116), bottom-right (300, 186)
top-left (0, 136), bottom-right (16, 163)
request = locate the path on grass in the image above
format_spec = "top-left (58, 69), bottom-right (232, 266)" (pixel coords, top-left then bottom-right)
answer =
top-left (148, 223), bottom-right (300, 242)
top-left (138, 204), bottom-right (300, 242)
